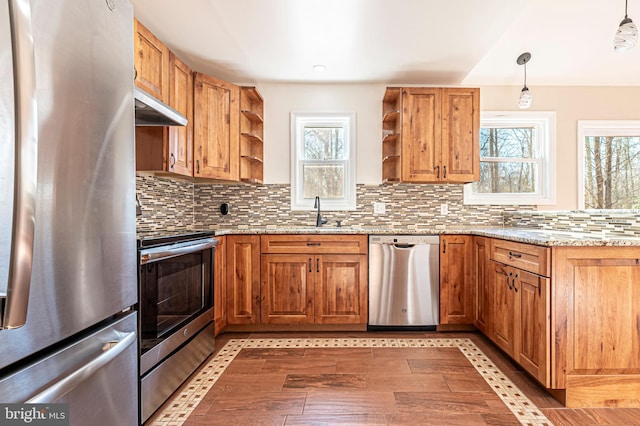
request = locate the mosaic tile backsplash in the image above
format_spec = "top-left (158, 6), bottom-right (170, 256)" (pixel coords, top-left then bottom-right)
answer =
top-left (504, 210), bottom-right (640, 237)
top-left (136, 174), bottom-right (528, 233)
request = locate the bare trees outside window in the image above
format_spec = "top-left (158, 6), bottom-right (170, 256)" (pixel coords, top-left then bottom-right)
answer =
top-left (290, 112), bottom-right (356, 211)
top-left (464, 112), bottom-right (556, 206)
top-left (473, 127), bottom-right (537, 194)
top-left (302, 127), bottom-right (345, 199)
top-left (583, 136), bottom-right (640, 209)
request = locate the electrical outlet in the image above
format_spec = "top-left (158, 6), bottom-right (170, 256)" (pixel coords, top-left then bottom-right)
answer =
top-left (373, 202), bottom-right (386, 214)
top-left (440, 203), bottom-right (448, 215)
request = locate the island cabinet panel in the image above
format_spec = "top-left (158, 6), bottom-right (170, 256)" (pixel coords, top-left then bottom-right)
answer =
top-left (226, 235), bottom-right (261, 325)
top-left (315, 255), bottom-right (368, 324)
top-left (439, 235), bottom-right (474, 324)
top-left (260, 254), bottom-right (314, 324)
top-left (552, 246), bottom-right (640, 407)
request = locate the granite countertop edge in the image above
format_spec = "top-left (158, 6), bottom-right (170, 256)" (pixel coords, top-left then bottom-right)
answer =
top-left (204, 226), bottom-right (640, 247)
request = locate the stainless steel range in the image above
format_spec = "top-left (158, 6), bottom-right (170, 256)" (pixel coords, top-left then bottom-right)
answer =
top-left (137, 231), bottom-right (218, 422)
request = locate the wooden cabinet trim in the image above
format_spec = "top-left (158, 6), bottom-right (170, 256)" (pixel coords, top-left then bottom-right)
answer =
top-left (491, 238), bottom-right (550, 277)
top-left (261, 234), bottom-right (368, 255)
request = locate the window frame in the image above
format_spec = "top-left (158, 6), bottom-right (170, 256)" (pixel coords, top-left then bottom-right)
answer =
top-left (577, 120), bottom-right (640, 209)
top-left (290, 111), bottom-right (356, 211)
top-left (464, 111), bottom-right (556, 205)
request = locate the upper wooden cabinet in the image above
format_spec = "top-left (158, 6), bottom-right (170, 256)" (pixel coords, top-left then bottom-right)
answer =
top-left (239, 87), bottom-right (264, 184)
top-left (193, 73), bottom-right (240, 180)
top-left (135, 52), bottom-right (193, 177)
top-left (382, 87), bottom-right (480, 184)
top-left (134, 19), bottom-right (169, 103)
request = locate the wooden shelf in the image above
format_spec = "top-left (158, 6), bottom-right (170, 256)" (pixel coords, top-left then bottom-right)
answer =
top-left (383, 87), bottom-right (400, 103)
top-left (382, 155), bottom-right (400, 163)
top-left (241, 155), bottom-right (263, 164)
top-left (241, 109), bottom-right (263, 124)
top-left (382, 110), bottom-right (400, 124)
top-left (382, 134), bottom-right (398, 144)
top-left (240, 177), bottom-right (263, 184)
top-left (241, 132), bottom-right (264, 144)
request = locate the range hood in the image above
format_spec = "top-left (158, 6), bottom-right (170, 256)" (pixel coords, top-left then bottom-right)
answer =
top-left (134, 87), bottom-right (187, 126)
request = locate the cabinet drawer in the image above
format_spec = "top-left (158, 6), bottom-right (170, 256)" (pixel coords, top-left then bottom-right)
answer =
top-left (490, 239), bottom-right (550, 277)
top-left (261, 234), bottom-right (368, 255)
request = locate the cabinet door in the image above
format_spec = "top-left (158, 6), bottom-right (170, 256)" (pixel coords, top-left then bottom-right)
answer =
top-left (440, 88), bottom-right (479, 183)
top-left (167, 53), bottom-right (193, 176)
top-left (133, 19), bottom-right (169, 103)
top-left (439, 235), bottom-right (474, 324)
top-left (226, 235), bottom-right (261, 325)
top-left (492, 262), bottom-right (516, 355)
top-left (193, 73), bottom-right (239, 180)
top-left (516, 270), bottom-right (550, 386)
top-left (261, 254), bottom-right (314, 324)
top-left (474, 237), bottom-right (493, 334)
top-left (213, 236), bottom-right (227, 335)
top-left (401, 88), bottom-right (441, 182)
top-left (315, 255), bottom-right (368, 324)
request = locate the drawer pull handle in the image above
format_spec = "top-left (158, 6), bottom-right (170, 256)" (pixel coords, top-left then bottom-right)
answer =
top-left (508, 251), bottom-right (522, 259)
top-left (306, 242), bottom-right (321, 246)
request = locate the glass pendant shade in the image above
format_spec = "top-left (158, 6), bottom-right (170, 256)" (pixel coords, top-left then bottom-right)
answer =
top-left (614, 17), bottom-right (638, 52)
top-left (518, 87), bottom-right (532, 109)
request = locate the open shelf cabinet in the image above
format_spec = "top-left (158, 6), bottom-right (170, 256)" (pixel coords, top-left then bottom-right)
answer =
top-left (239, 87), bottom-right (264, 183)
top-left (382, 88), bottom-right (402, 183)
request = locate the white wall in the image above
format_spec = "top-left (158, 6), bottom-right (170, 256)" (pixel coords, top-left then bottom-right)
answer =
top-left (257, 83), bottom-right (385, 184)
top-left (257, 83), bottom-right (640, 210)
top-left (479, 86), bottom-right (640, 210)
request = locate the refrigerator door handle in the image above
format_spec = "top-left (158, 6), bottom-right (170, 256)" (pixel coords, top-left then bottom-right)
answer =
top-left (26, 331), bottom-right (136, 403)
top-left (1, 0), bottom-right (39, 329)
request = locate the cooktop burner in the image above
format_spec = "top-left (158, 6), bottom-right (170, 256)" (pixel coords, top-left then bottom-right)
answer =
top-left (137, 230), bottom-right (217, 248)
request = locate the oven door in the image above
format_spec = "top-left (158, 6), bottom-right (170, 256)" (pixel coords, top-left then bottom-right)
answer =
top-left (138, 237), bottom-right (216, 371)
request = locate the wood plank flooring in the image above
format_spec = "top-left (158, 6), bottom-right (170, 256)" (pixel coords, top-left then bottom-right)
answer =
top-left (147, 332), bottom-right (640, 426)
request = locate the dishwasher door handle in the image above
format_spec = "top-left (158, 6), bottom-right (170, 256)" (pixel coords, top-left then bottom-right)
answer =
top-left (393, 244), bottom-right (415, 249)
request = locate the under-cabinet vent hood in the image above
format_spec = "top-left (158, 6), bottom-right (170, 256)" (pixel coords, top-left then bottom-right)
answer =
top-left (134, 88), bottom-right (187, 126)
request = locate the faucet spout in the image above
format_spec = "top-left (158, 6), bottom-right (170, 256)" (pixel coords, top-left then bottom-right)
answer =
top-left (314, 196), bottom-right (328, 227)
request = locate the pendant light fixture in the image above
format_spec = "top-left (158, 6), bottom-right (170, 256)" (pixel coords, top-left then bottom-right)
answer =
top-left (517, 52), bottom-right (532, 109)
top-left (614, 0), bottom-right (638, 53)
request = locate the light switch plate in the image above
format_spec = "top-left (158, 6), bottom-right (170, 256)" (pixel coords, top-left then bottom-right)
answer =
top-left (440, 203), bottom-right (448, 215)
top-left (373, 202), bottom-right (386, 214)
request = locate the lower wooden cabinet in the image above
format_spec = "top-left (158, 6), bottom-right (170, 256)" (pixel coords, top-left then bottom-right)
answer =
top-left (260, 254), bottom-right (314, 324)
top-left (439, 235), bottom-right (474, 325)
top-left (487, 243), bottom-right (550, 387)
top-left (225, 234), bottom-right (368, 328)
top-left (226, 235), bottom-right (261, 325)
top-left (473, 237), bottom-right (492, 335)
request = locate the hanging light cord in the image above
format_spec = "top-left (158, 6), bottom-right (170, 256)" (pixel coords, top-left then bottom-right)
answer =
top-left (626, 0), bottom-right (629, 18)
top-left (523, 62), bottom-right (527, 89)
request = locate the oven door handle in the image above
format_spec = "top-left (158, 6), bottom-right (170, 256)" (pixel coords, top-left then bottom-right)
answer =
top-left (139, 238), bottom-right (218, 265)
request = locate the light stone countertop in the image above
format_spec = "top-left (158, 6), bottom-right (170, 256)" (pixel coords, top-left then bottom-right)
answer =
top-left (208, 226), bottom-right (640, 247)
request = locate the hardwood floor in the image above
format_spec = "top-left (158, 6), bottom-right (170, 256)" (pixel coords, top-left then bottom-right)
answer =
top-left (147, 332), bottom-right (640, 426)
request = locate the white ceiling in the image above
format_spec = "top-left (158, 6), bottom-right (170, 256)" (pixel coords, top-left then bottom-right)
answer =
top-left (130, 0), bottom-right (640, 86)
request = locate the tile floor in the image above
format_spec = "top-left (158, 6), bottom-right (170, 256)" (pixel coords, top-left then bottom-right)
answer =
top-left (146, 332), bottom-right (640, 426)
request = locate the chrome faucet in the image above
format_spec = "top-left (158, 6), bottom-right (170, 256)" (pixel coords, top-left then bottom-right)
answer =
top-left (314, 196), bottom-right (328, 227)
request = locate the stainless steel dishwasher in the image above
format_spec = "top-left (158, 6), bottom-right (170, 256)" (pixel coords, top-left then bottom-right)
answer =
top-left (368, 235), bottom-right (440, 330)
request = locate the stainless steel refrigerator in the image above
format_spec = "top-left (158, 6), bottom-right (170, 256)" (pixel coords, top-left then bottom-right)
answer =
top-left (0, 1), bottom-right (138, 425)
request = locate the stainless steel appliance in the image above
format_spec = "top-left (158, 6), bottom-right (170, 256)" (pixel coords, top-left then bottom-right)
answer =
top-left (137, 232), bottom-right (218, 423)
top-left (368, 235), bottom-right (440, 329)
top-left (0, 0), bottom-right (138, 425)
